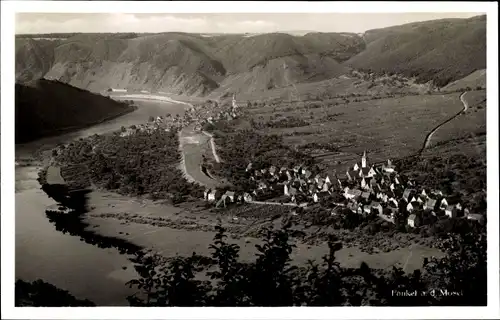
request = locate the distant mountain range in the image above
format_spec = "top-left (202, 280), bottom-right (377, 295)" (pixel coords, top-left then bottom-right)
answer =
top-left (15, 15), bottom-right (486, 97)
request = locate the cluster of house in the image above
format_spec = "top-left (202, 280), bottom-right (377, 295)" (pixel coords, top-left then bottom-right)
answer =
top-left (203, 188), bottom-right (254, 208)
top-left (119, 94), bottom-right (241, 137)
top-left (204, 151), bottom-right (484, 227)
top-left (120, 114), bottom-right (189, 137)
top-left (195, 95), bottom-right (240, 127)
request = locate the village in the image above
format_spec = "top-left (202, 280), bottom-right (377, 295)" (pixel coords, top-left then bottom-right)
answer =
top-left (203, 151), bottom-right (485, 229)
top-left (107, 92), bottom-right (483, 231)
top-left (119, 94), bottom-right (240, 137)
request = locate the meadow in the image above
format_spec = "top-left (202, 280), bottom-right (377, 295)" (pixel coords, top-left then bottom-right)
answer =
top-left (429, 89), bottom-right (486, 148)
top-left (237, 92), bottom-right (465, 172)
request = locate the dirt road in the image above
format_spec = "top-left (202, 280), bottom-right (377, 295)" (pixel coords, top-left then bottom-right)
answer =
top-left (420, 92), bottom-right (469, 152)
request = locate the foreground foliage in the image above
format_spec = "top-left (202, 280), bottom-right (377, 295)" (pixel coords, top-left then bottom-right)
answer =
top-left (126, 226), bottom-right (486, 306)
top-left (15, 280), bottom-right (95, 307)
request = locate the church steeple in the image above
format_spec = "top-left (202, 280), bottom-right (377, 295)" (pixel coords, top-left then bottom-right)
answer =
top-left (361, 150), bottom-right (367, 168)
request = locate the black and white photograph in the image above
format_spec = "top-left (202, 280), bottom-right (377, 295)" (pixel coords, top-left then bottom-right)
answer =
top-left (1, 1), bottom-right (499, 319)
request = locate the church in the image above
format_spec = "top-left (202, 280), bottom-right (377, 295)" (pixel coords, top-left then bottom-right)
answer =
top-left (346, 151), bottom-right (377, 181)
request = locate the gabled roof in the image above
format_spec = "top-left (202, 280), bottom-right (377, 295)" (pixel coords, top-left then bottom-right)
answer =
top-left (347, 189), bottom-right (362, 196)
top-left (361, 191), bottom-right (370, 199)
top-left (425, 198), bottom-right (437, 207)
top-left (403, 188), bottom-right (415, 198)
top-left (408, 214), bottom-right (417, 220)
top-left (361, 167), bottom-right (371, 175)
top-left (225, 191), bottom-right (235, 197)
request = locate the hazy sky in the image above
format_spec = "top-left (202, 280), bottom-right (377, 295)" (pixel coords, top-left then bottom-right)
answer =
top-left (16, 12), bottom-right (483, 35)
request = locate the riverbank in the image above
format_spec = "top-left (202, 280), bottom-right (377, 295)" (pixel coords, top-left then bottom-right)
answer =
top-left (15, 96), bottom-right (194, 305)
top-left (80, 190), bottom-right (444, 273)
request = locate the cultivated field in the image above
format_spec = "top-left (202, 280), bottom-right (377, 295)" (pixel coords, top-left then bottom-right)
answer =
top-left (429, 90), bottom-right (486, 148)
top-left (239, 92), bottom-right (464, 172)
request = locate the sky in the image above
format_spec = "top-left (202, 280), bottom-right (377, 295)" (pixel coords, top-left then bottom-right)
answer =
top-left (15, 12), bottom-right (484, 35)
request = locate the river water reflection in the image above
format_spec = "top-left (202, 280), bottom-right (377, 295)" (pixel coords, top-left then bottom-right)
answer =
top-left (15, 98), bottom-right (188, 305)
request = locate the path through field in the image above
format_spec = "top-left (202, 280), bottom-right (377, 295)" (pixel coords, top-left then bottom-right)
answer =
top-left (420, 92), bottom-right (469, 153)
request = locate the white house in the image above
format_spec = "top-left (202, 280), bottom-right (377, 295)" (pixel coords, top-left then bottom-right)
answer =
top-left (424, 198), bottom-right (437, 211)
top-left (243, 193), bottom-right (253, 202)
top-left (367, 166), bottom-right (377, 178)
top-left (406, 202), bottom-right (414, 213)
top-left (407, 214), bottom-right (417, 227)
top-left (361, 177), bottom-right (367, 189)
top-left (207, 190), bottom-right (218, 202)
top-left (204, 188), bottom-right (211, 200)
top-left (466, 213), bottom-right (484, 223)
top-left (363, 205), bottom-right (371, 215)
top-left (313, 193), bottom-right (319, 203)
top-left (439, 198), bottom-right (449, 209)
top-left (321, 182), bottom-right (330, 193)
top-left (371, 202), bottom-right (383, 215)
top-left (325, 175), bottom-right (332, 184)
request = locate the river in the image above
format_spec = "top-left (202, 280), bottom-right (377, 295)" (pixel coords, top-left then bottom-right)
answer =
top-left (15, 97), bottom-right (189, 305)
top-left (14, 94), bottom-right (443, 306)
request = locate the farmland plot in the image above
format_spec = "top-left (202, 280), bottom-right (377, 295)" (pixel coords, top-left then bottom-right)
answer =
top-left (429, 90), bottom-right (486, 148)
top-left (242, 93), bottom-right (464, 172)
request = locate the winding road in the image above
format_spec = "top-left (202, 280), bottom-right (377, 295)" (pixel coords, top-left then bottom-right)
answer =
top-left (420, 92), bottom-right (469, 153)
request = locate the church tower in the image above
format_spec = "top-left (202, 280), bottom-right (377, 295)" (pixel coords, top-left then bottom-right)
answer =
top-left (361, 150), bottom-right (367, 168)
top-left (232, 94), bottom-right (238, 109)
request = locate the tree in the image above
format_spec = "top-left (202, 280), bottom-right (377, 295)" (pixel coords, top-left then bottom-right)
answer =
top-left (207, 226), bottom-right (247, 305)
top-left (124, 225), bottom-right (486, 307)
top-left (246, 227), bottom-right (296, 306)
